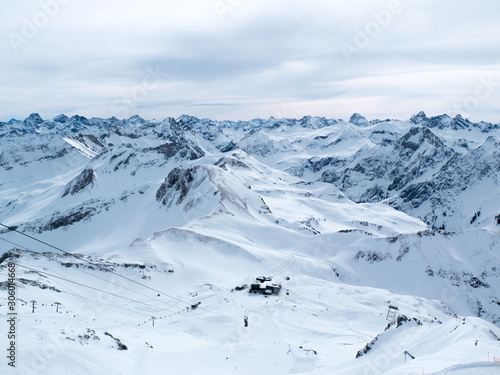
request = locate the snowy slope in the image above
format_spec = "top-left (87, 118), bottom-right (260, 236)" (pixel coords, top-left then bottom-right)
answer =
top-left (1, 112), bottom-right (500, 374)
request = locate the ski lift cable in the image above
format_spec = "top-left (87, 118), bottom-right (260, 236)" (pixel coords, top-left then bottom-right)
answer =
top-left (16, 263), bottom-right (178, 313)
top-left (0, 268), bottom-right (161, 318)
top-left (1, 267), bottom-right (228, 331)
top-left (0, 268), bottom-right (204, 326)
top-left (0, 223), bottom-right (233, 320)
top-left (0, 236), bottom-right (181, 312)
top-left (0, 222), bottom-right (192, 307)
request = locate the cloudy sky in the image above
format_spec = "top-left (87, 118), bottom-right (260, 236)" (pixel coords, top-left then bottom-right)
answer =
top-left (1, 0), bottom-right (499, 123)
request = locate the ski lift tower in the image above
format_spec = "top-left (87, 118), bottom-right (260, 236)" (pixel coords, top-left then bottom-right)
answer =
top-left (386, 305), bottom-right (399, 323)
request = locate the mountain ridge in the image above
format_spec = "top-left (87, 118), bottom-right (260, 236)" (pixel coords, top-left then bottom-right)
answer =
top-left (1, 111), bottom-right (499, 374)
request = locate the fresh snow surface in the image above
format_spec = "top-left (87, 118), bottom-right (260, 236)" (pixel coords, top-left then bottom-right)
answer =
top-left (1, 112), bottom-right (500, 374)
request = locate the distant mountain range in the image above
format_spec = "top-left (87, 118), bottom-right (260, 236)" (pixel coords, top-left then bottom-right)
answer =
top-left (1, 111), bottom-right (499, 374)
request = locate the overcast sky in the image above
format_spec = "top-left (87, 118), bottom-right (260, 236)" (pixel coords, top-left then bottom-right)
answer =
top-left (1, 0), bottom-right (499, 123)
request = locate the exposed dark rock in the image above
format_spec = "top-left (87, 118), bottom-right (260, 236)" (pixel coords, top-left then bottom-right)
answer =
top-left (156, 167), bottom-right (203, 206)
top-left (23, 113), bottom-right (44, 128)
top-left (470, 211), bottom-right (481, 224)
top-left (215, 156), bottom-right (249, 170)
top-left (396, 246), bottom-right (409, 262)
top-left (154, 140), bottom-right (204, 160)
top-left (220, 141), bottom-right (237, 153)
top-left (105, 332), bottom-right (128, 350)
top-left (465, 274), bottom-right (489, 289)
top-left (78, 329), bottom-right (100, 344)
top-left (23, 199), bottom-right (112, 233)
top-left (354, 251), bottom-right (392, 263)
top-left (62, 169), bottom-right (96, 197)
top-left (4, 278), bottom-right (62, 292)
top-left (392, 315), bottom-right (422, 328)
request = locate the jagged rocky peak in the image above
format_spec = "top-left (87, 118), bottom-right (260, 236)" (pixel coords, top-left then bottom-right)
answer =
top-left (299, 115), bottom-right (329, 129)
top-left (62, 168), bottom-right (96, 197)
top-left (126, 115), bottom-right (147, 126)
top-left (397, 126), bottom-right (446, 151)
top-left (410, 111), bottom-right (427, 124)
top-left (23, 113), bottom-right (44, 129)
top-left (411, 112), bottom-right (474, 130)
top-left (53, 114), bottom-right (69, 123)
top-left (451, 114), bottom-right (472, 130)
top-left (177, 114), bottom-right (201, 127)
top-left (349, 113), bottom-right (369, 127)
top-left (176, 115), bottom-right (223, 141)
top-left (154, 137), bottom-right (204, 160)
top-left (69, 115), bottom-right (91, 126)
top-left (104, 116), bottom-right (122, 127)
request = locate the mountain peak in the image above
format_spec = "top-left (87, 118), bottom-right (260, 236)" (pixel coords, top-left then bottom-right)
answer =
top-left (53, 114), bottom-right (69, 123)
top-left (23, 113), bottom-right (44, 127)
top-left (70, 114), bottom-right (89, 122)
top-left (177, 114), bottom-right (200, 124)
top-left (478, 135), bottom-right (498, 150)
top-left (349, 113), bottom-right (369, 126)
top-left (410, 111), bottom-right (427, 124)
top-left (127, 114), bottom-right (146, 125)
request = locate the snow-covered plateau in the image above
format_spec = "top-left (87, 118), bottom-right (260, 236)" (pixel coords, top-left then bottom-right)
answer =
top-left (1, 112), bottom-right (500, 374)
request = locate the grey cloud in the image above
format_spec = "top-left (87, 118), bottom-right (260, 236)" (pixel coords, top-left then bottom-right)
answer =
top-left (0, 0), bottom-right (499, 123)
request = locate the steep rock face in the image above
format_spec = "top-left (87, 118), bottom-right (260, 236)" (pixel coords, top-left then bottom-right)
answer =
top-left (53, 114), bottom-right (69, 123)
top-left (23, 113), bottom-right (44, 131)
top-left (62, 169), bottom-right (96, 197)
top-left (22, 199), bottom-right (113, 233)
top-left (71, 134), bottom-right (106, 155)
top-left (177, 115), bottom-right (222, 142)
top-left (410, 111), bottom-right (499, 132)
top-left (154, 140), bottom-right (204, 160)
top-left (387, 127), bottom-right (454, 191)
top-left (410, 111), bottom-right (453, 129)
top-left (317, 127), bottom-right (455, 203)
top-left (65, 115), bottom-right (92, 133)
top-left (0, 133), bottom-right (82, 169)
top-left (156, 167), bottom-right (206, 207)
top-left (391, 136), bottom-right (500, 229)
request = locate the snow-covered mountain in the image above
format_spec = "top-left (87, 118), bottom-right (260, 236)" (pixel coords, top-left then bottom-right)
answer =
top-left (1, 112), bottom-right (499, 374)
